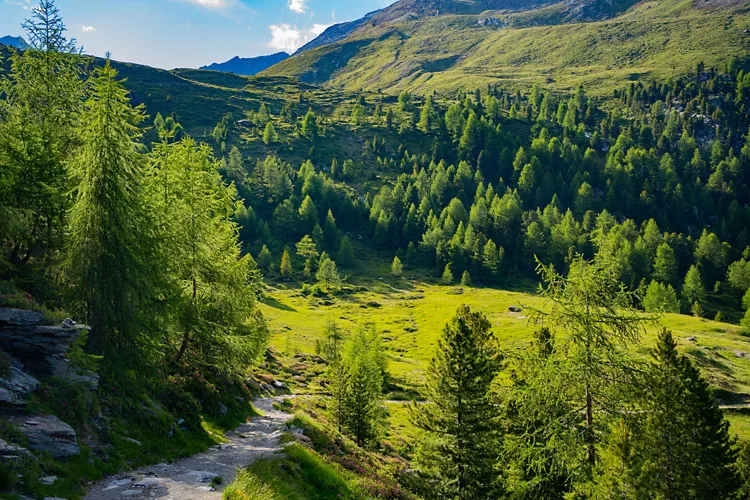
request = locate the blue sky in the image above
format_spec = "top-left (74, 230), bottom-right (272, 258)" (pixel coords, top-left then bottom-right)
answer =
top-left (0, 0), bottom-right (393, 69)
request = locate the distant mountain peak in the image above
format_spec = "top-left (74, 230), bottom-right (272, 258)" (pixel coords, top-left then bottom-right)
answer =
top-left (199, 52), bottom-right (289, 76)
top-left (0, 35), bottom-right (29, 50)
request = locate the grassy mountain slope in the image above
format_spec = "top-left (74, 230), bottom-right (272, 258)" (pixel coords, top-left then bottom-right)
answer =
top-left (263, 0), bottom-right (750, 95)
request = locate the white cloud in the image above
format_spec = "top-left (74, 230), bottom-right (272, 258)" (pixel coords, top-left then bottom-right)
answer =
top-left (4, 0), bottom-right (31, 10)
top-left (81, 26), bottom-right (96, 33)
top-left (179, 0), bottom-right (232, 9)
top-left (267, 22), bottom-right (330, 53)
top-left (288, 0), bottom-right (307, 14)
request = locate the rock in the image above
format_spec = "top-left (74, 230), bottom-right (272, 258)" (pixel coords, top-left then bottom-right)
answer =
top-left (62, 318), bottom-right (76, 328)
top-left (0, 358), bottom-right (40, 406)
top-left (273, 380), bottom-right (288, 390)
top-left (41, 476), bottom-right (58, 485)
top-left (120, 490), bottom-right (143, 496)
top-left (43, 498), bottom-right (68, 500)
top-left (133, 477), bottom-right (162, 488)
top-left (184, 470), bottom-right (219, 483)
top-left (508, 306), bottom-right (522, 313)
top-left (219, 403), bottom-right (227, 416)
top-left (0, 308), bottom-right (88, 376)
top-left (686, 336), bottom-right (697, 342)
top-left (0, 437), bottom-right (30, 457)
top-left (121, 437), bottom-right (142, 446)
top-left (104, 478), bottom-right (133, 490)
top-left (0, 308), bottom-right (43, 326)
top-left (20, 415), bottom-right (80, 458)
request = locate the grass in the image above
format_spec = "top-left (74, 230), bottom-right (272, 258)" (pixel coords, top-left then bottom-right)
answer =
top-left (223, 443), bottom-right (356, 500)
top-left (258, 254), bottom-right (750, 441)
top-left (262, 0), bottom-right (750, 97)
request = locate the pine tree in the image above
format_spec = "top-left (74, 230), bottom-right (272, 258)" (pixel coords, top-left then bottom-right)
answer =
top-left (298, 195), bottom-right (318, 235)
top-left (461, 270), bottom-right (472, 286)
top-left (296, 234), bottom-right (319, 279)
top-left (411, 305), bottom-right (502, 499)
top-left (418, 95), bottom-right (435, 132)
top-left (66, 61), bottom-right (156, 366)
top-left (392, 256), bottom-right (403, 277)
top-left (643, 280), bottom-right (680, 313)
top-left (280, 248), bottom-right (292, 279)
top-left (322, 320), bottom-right (347, 431)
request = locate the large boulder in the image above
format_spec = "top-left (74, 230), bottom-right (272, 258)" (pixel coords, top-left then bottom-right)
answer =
top-left (19, 415), bottom-right (80, 458)
top-left (0, 308), bottom-right (87, 376)
top-left (0, 357), bottom-right (40, 407)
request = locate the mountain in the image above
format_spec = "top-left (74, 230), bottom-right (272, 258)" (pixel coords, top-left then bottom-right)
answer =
top-left (0, 36), bottom-right (29, 50)
top-left (262, 0), bottom-right (750, 96)
top-left (200, 52), bottom-right (289, 76)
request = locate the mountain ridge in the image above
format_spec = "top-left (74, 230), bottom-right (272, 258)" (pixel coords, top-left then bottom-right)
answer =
top-left (200, 52), bottom-right (289, 76)
top-left (0, 36), bottom-right (29, 50)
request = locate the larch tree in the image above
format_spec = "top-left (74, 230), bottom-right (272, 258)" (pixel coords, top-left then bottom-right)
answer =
top-left (531, 251), bottom-right (652, 471)
top-left (0, 0), bottom-right (84, 267)
top-left (154, 136), bottom-right (267, 377)
top-left (66, 61), bottom-right (156, 368)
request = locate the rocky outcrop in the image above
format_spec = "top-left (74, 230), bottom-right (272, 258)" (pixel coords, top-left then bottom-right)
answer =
top-left (0, 437), bottom-right (31, 459)
top-left (18, 416), bottom-right (80, 458)
top-left (0, 308), bottom-right (87, 376)
top-left (0, 357), bottom-right (40, 407)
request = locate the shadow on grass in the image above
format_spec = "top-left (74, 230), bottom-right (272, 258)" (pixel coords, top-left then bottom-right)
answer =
top-left (262, 295), bottom-right (297, 312)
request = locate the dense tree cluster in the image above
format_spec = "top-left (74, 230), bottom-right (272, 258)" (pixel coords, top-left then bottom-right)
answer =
top-left (413, 259), bottom-right (739, 499)
top-left (0, 2), bottom-right (267, 404)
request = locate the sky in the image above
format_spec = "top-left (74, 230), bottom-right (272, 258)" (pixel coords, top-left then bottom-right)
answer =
top-left (0, 0), bottom-right (394, 69)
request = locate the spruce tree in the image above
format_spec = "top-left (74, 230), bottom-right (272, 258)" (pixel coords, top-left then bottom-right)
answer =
top-left (411, 305), bottom-right (502, 499)
top-left (342, 325), bottom-right (385, 447)
top-left (637, 329), bottom-right (738, 498)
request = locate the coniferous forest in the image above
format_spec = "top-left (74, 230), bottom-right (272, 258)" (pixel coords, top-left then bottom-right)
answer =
top-left (3, 0), bottom-right (750, 498)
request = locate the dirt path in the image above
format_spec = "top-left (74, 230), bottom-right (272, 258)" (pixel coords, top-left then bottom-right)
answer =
top-left (85, 396), bottom-right (293, 500)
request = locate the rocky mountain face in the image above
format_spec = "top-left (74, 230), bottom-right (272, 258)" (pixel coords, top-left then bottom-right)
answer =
top-left (200, 52), bottom-right (289, 76)
top-left (0, 35), bottom-right (29, 50)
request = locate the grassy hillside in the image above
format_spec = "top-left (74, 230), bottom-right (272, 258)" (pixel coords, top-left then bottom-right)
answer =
top-left (262, 0), bottom-right (750, 95)
top-left (257, 256), bottom-right (750, 441)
